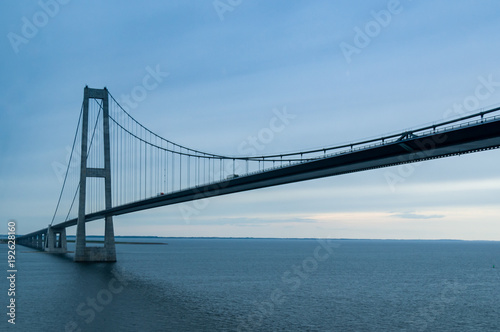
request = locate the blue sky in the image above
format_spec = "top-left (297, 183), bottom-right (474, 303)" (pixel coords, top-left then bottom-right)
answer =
top-left (1, 0), bottom-right (500, 239)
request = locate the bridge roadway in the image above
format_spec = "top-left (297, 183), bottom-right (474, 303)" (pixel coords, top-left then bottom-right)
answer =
top-left (20, 110), bottom-right (500, 240)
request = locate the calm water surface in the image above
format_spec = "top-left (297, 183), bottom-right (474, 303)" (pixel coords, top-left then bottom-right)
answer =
top-left (2, 239), bottom-right (499, 331)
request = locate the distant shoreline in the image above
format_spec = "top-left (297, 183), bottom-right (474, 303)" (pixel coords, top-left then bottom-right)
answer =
top-left (66, 240), bottom-right (167, 245)
top-left (1, 237), bottom-right (499, 243)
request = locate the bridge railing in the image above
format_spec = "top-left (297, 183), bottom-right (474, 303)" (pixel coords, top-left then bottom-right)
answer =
top-left (204, 107), bottom-right (500, 182)
top-left (242, 106), bottom-right (500, 163)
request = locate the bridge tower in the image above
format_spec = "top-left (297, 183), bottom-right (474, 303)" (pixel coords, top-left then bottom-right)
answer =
top-left (74, 87), bottom-right (116, 262)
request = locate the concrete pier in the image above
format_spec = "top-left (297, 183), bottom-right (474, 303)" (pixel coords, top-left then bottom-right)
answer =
top-left (45, 226), bottom-right (67, 253)
top-left (17, 230), bottom-right (46, 251)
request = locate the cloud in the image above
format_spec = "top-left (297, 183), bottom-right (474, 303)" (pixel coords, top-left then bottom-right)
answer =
top-left (2, 2), bottom-right (500, 240)
top-left (229, 216), bottom-right (317, 226)
top-left (178, 216), bottom-right (318, 226)
top-left (391, 212), bottom-right (445, 220)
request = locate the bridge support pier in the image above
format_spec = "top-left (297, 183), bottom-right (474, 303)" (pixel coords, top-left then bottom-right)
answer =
top-left (75, 216), bottom-right (116, 262)
top-left (17, 231), bottom-right (47, 251)
top-left (74, 87), bottom-right (116, 262)
top-left (36, 234), bottom-right (43, 250)
top-left (45, 226), bottom-right (67, 253)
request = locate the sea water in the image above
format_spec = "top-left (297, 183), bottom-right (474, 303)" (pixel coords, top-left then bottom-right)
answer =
top-left (2, 238), bottom-right (499, 331)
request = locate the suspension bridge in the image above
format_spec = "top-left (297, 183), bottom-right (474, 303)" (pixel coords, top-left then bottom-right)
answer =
top-left (17, 86), bottom-right (500, 261)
